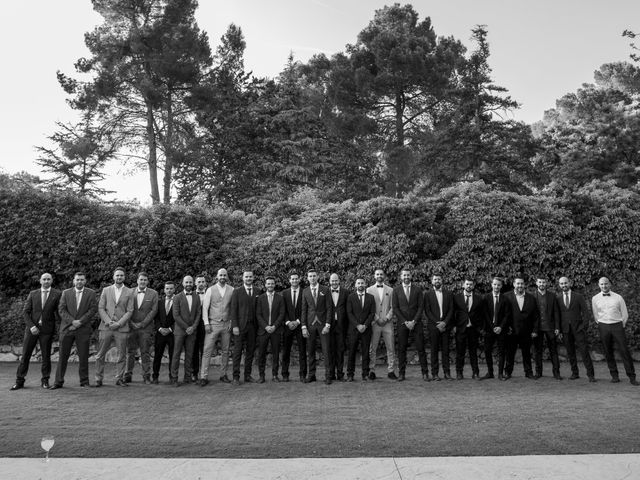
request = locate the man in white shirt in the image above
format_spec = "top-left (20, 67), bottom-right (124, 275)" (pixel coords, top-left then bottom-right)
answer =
top-left (592, 277), bottom-right (638, 385)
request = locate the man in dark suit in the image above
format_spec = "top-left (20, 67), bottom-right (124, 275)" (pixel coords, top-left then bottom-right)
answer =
top-left (453, 278), bottom-right (488, 380)
top-left (557, 277), bottom-right (595, 382)
top-left (256, 276), bottom-right (285, 382)
top-left (424, 274), bottom-right (453, 380)
top-left (191, 274), bottom-right (208, 383)
top-left (230, 270), bottom-right (262, 385)
top-left (11, 272), bottom-right (61, 390)
top-left (328, 273), bottom-right (349, 381)
top-left (50, 272), bottom-right (98, 389)
top-left (533, 276), bottom-right (562, 380)
top-left (170, 275), bottom-right (202, 385)
top-left (503, 275), bottom-right (540, 380)
top-left (392, 266), bottom-right (428, 381)
top-left (152, 281), bottom-right (176, 384)
top-left (346, 278), bottom-right (375, 381)
top-left (301, 268), bottom-right (334, 385)
top-left (281, 271), bottom-right (307, 382)
top-left (482, 277), bottom-right (511, 380)
top-left (125, 271), bottom-right (158, 384)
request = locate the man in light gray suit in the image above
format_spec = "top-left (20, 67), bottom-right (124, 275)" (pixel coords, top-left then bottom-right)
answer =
top-left (95, 267), bottom-right (135, 387)
top-left (199, 268), bottom-right (234, 386)
top-left (367, 268), bottom-right (397, 380)
top-left (125, 272), bottom-right (158, 384)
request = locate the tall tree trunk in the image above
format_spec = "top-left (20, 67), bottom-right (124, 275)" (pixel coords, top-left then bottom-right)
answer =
top-left (146, 101), bottom-right (160, 204)
top-left (163, 91), bottom-right (173, 204)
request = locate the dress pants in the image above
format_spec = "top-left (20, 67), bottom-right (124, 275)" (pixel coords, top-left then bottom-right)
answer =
top-left (563, 327), bottom-right (594, 377)
top-left (54, 330), bottom-right (91, 386)
top-left (191, 321), bottom-right (206, 379)
top-left (125, 328), bottom-right (153, 379)
top-left (171, 332), bottom-right (196, 381)
top-left (505, 331), bottom-right (533, 376)
top-left (455, 327), bottom-right (479, 375)
top-left (533, 330), bottom-right (560, 376)
top-left (347, 327), bottom-right (372, 377)
top-left (598, 322), bottom-right (636, 379)
top-left (281, 325), bottom-right (307, 379)
top-left (200, 323), bottom-right (231, 379)
top-left (369, 322), bottom-right (395, 374)
top-left (95, 329), bottom-right (128, 382)
top-left (484, 331), bottom-right (507, 376)
top-left (232, 325), bottom-right (256, 380)
top-left (397, 323), bottom-right (428, 376)
top-left (329, 326), bottom-right (345, 379)
top-left (153, 331), bottom-right (174, 380)
top-left (257, 329), bottom-right (282, 377)
top-left (16, 329), bottom-right (53, 384)
top-left (427, 323), bottom-right (451, 376)
top-left (306, 322), bottom-right (331, 379)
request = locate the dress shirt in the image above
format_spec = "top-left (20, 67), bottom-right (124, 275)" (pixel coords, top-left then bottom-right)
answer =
top-left (137, 289), bottom-right (146, 306)
top-left (515, 292), bottom-right (525, 310)
top-left (592, 291), bottom-right (628, 326)
top-left (434, 289), bottom-right (443, 319)
top-left (375, 284), bottom-right (385, 302)
top-left (114, 285), bottom-right (124, 304)
top-left (216, 283), bottom-right (226, 297)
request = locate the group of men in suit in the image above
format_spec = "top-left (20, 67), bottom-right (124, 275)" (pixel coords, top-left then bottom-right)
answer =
top-left (9, 267), bottom-right (639, 390)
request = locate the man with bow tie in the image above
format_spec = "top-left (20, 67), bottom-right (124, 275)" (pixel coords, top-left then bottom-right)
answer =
top-left (124, 272), bottom-right (158, 384)
top-left (592, 277), bottom-right (638, 385)
top-left (152, 281), bottom-right (176, 384)
top-left (170, 275), bottom-right (202, 385)
top-left (230, 270), bottom-right (262, 385)
top-left (11, 272), bottom-right (61, 391)
top-left (366, 269), bottom-right (396, 380)
top-left (328, 273), bottom-right (349, 381)
top-left (346, 278), bottom-right (376, 381)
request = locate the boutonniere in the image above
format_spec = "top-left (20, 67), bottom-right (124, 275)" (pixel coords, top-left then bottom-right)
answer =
top-left (385, 292), bottom-right (389, 296)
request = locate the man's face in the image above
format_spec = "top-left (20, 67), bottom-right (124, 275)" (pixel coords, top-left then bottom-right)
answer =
top-left (401, 270), bottom-right (412, 285)
top-left (196, 277), bottom-right (207, 292)
top-left (307, 272), bottom-right (318, 286)
top-left (265, 279), bottom-right (275, 293)
top-left (514, 279), bottom-right (525, 294)
top-left (73, 275), bottom-right (86, 290)
top-left (558, 278), bottom-right (570, 292)
top-left (329, 274), bottom-right (340, 289)
top-left (217, 269), bottom-right (228, 285)
top-left (164, 284), bottom-right (175, 297)
top-left (137, 276), bottom-right (149, 290)
top-left (243, 272), bottom-right (254, 287)
top-left (431, 276), bottom-right (442, 289)
top-left (463, 281), bottom-right (474, 293)
top-left (183, 276), bottom-right (194, 292)
top-left (491, 280), bottom-right (503, 294)
top-left (599, 278), bottom-right (611, 293)
top-left (40, 273), bottom-right (53, 289)
top-left (374, 270), bottom-right (385, 284)
top-left (113, 270), bottom-right (125, 286)
top-left (536, 279), bottom-right (547, 292)
top-left (355, 279), bottom-right (365, 292)
top-left (290, 275), bottom-right (300, 289)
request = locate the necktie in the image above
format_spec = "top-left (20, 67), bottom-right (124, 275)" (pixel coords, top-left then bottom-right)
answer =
top-left (465, 295), bottom-right (471, 311)
top-left (292, 290), bottom-right (297, 307)
top-left (493, 296), bottom-right (498, 323)
top-left (75, 290), bottom-right (82, 310)
top-left (42, 290), bottom-right (48, 307)
top-left (268, 294), bottom-right (273, 325)
top-left (165, 299), bottom-right (171, 314)
top-left (564, 293), bottom-right (569, 308)
top-left (359, 293), bottom-right (364, 308)
top-left (248, 288), bottom-right (252, 297)
top-left (313, 288), bottom-right (317, 304)
top-left (404, 286), bottom-right (410, 301)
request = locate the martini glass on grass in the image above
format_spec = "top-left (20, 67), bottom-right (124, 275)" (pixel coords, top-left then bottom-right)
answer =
top-left (41, 436), bottom-right (54, 462)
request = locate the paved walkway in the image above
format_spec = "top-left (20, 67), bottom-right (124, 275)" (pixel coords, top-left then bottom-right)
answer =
top-left (1, 454), bottom-right (639, 479)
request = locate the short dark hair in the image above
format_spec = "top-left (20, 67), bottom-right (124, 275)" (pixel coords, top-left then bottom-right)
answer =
top-left (492, 276), bottom-right (504, 285)
top-left (289, 270), bottom-right (300, 279)
top-left (164, 281), bottom-right (176, 287)
top-left (242, 269), bottom-right (254, 275)
top-left (307, 268), bottom-right (317, 275)
top-left (264, 276), bottom-right (276, 282)
top-left (113, 267), bottom-right (126, 274)
top-left (137, 272), bottom-right (148, 279)
top-left (463, 277), bottom-right (475, 284)
top-left (535, 274), bottom-right (547, 281)
top-left (401, 266), bottom-right (412, 274)
top-left (74, 271), bottom-right (86, 278)
top-left (513, 273), bottom-right (526, 282)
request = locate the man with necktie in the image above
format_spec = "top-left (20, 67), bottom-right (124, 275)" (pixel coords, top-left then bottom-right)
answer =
top-left (592, 277), bottom-right (639, 385)
top-left (366, 268), bottom-right (397, 380)
top-left (170, 275), bottom-right (202, 385)
top-left (452, 278), bottom-right (488, 380)
top-left (346, 278), bottom-right (375, 381)
top-left (230, 270), bottom-right (262, 385)
top-left (256, 276), bottom-right (285, 382)
top-left (125, 272), bottom-right (158, 384)
top-left (532, 276), bottom-right (562, 379)
top-left (191, 274), bottom-right (208, 383)
top-left (424, 274), bottom-right (453, 380)
top-left (328, 273), bottom-right (349, 381)
top-left (481, 277), bottom-right (510, 380)
top-left (11, 272), bottom-right (61, 390)
top-left (281, 271), bottom-right (307, 382)
top-left (152, 281), bottom-right (176, 384)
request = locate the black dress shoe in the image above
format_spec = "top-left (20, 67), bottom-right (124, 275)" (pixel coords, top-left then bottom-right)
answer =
top-left (472, 373), bottom-right (479, 380)
top-left (272, 376), bottom-right (281, 382)
top-left (41, 380), bottom-right (50, 389)
top-left (569, 373), bottom-right (580, 380)
top-left (533, 374), bottom-right (541, 379)
top-left (497, 374), bottom-right (504, 381)
top-left (232, 378), bottom-right (240, 386)
top-left (143, 377), bottom-right (151, 385)
top-left (554, 375), bottom-right (563, 380)
top-left (10, 384), bottom-right (24, 391)
top-left (299, 375), bottom-right (306, 382)
top-left (422, 374), bottom-right (431, 382)
top-left (324, 378), bottom-right (332, 385)
top-left (346, 375), bottom-right (354, 382)
top-left (124, 375), bottom-right (132, 384)
top-left (151, 377), bottom-right (159, 385)
top-left (369, 371), bottom-right (376, 380)
top-left (115, 379), bottom-right (128, 387)
top-left (502, 374), bottom-right (512, 381)
top-left (219, 375), bottom-right (231, 384)
top-left (244, 376), bottom-right (255, 383)
top-left (282, 375), bottom-right (290, 382)
top-left (49, 384), bottom-right (63, 390)
top-left (258, 376), bottom-right (266, 384)
top-left (525, 373), bottom-right (534, 379)
top-left (191, 375), bottom-right (198, 383)
top-left (362, 376), bottom-right (369, 382)
top-left (456, 373), bottom-right (464, 380)
top-left (443, 373), bottom-right (453, 380)
top-left (630, 378), bottom-right (640, 386)
top-left (588, 376), bottom-right (597, 383)
top-left (304, 375), bottom-right (316, 383)
top-left (432, 374), bottom-right (442, 381)
top-left (388, 372), bottom-right (398, 380)
top-left (93, 380), bottom-right (103, 388)
top-left (480, 373), bottom-right (494, 380)
top-left (199, 379), bottom-right (209, 387)
top-left (611, 377), bottom-right (621, 383)
top-left (80, 382), bottom-right (90, 388)
top-left (398, 374), bottom-right (405, 382)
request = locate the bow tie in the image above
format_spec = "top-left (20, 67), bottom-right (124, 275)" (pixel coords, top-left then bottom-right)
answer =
top-left (332, 289), bottom-right (339, 293)
top-left (185, 292), bottom-right (193, 295)
top-left (138, 290), bottom-right (146, 294)
top-left (376, 285), bottom-right (384, 288)
top-left (602, 293), bottom-right (611, 296)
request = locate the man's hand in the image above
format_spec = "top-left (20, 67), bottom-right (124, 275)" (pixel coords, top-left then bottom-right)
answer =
top-left (287, 322), bottom-right (297, 330)
top-left (205, 324), bottom-right (212, 334)
top-left (109, 322), bottom-right (119, 331)
top-left (493, 326), bottom-right (502, 335)
top-left (531, 332), bottom-right (538, 338)
top-left (30, 326), bottom-right (39, 335)
top-left (356, 324), bottom-right (366, 333)
top-left (405, 320), bottom-right (415, 331)
top-left (436, 321), bottom-right (446, 333)
top-left (302, 326), bottom-right (309, 338)
top-left (71, 320), bottom-right (82, 328)
top-left (321, 325), bottom-right (330, 335)
top-left (233, 327), bottom-right (240, 336)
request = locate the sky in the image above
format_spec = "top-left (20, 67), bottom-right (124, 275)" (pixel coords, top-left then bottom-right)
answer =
top-left (0, 0), bottom-right (637, 203)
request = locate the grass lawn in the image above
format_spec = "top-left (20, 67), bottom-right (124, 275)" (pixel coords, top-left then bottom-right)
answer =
top-left (1, 361), bottom-right (639, 458)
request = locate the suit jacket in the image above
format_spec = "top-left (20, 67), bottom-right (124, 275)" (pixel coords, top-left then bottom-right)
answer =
top-left (366, 284), bottom-right (394, 326)
top-left (256, 292), bottom-right (285, 335)
top-left (533, 290), bottom-right (560, 332)
top-left (172, 291), bottom-right (202, 335)
top-left (346, 292), bottom-right (375, 330)
top-left (155, 296), bottom-right (175, 331)
top-left (453, 292), bottom-right (488, 333)
top-left (424, 288), bottom-right (454, 327)
top-left (392, 284), bottom-right (424, 325)
top-left (58, 287), bottom-right (98, 335)
top-left (230, 286), bottom-right (262, 332)
top-left (329, 287), bottom-right (349, 334)
top-left (98, 285), bottom-right (135, 332)
top-left (483, 292), bottom-right (510, 332)
top-left (281, 288), bottom-right (302, 325)
top-left (557, 291), bottom-right (590, 334)
top-left (23, 288), bottom-right (61, 335)
top-left (301, 284), bottom-right (334, 328)
top-left (503, 291), bottom-right (540, 336)
top-left (131, 288), bottom-right (159, 331)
